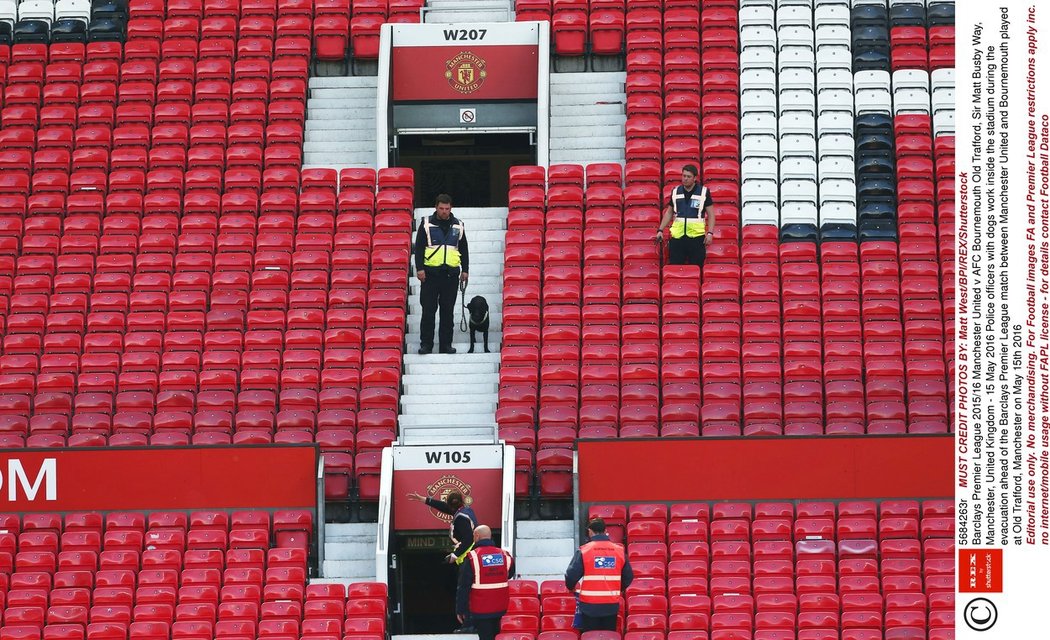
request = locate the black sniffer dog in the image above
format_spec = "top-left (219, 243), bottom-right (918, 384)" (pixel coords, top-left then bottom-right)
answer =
top-left (466, 295), bottom-right (490, 353)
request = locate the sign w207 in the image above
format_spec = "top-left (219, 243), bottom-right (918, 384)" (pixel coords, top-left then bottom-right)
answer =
top-left (444, 29), bottom-right (487, 41)
top-left (425, 450), bottom-right (472, 464)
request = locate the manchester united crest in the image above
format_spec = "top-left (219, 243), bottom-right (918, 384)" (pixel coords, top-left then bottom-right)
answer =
top-left (445, 51), bottom-right (487, 94)
top-left (425, 474), bottom-right (473, 523)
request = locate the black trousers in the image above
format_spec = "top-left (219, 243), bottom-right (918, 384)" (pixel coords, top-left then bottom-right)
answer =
top-left (579, 614), bottom-right (618, 632)
top-left (419, 267), bottom-right (460, 350)
top-left (668, 235), bottom-right (707, 267)
top-left (474, 617), bottom-right (502, 640)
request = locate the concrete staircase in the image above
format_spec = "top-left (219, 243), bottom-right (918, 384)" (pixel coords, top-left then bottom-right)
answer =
top-left (399, 207), bottom-right (507, 445)
top-left (549, 72), bottom-right (626, 165)
top-left (514, 520), bottom-right (576, 585)
top-left (317, 522), bottom-right (377, 585)
top-left (302, 76), bottom-right (379, 170)
top-left (422, 0), bottom-right (513, 23)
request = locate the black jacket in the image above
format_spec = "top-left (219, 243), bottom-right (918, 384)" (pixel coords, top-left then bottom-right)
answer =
top-left (414, 213), bottom-right (470, 273)
top-left (456, 539), bottom-right (515, 618)
top-left (565, 533), bottom-right (634, 618)
top-left (424, 498), bottom-right (477, 559)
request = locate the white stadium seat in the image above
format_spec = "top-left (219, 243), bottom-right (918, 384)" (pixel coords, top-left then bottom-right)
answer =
top-left (931, 68), bottom-right (955, 93)
top-left (742, 178), bottom-right (780, 207)
top-left (817, 112), bottom-right (854, 136)
top-left (816, 46), bottom-right (853, 72)
top-left (892, 70), bottom-right (930, 91)
top-left (781, 179), bottom-right (819, 207)
top-left (780, 113), bottom-right (817, 137)
top-left (742, 88), bottom-right (778, 117)
top-left (934, 110), bottom-right (956, 136)
top-left (779, 26), bottom-right (815, 50)
top-left (780, 134), bottom-right (817, 161)
top-left (819, 157), bottom-right (856, 181)
top-left (740, 6), bottom-right (775, 29)
top-left (818, 134), bottom-right (856, 162)
top-left (854, 70), bottom-right (892, 114)
top-left (817, 68), bottom-right (854, 91)
top-left (893, 88), bottom-right (931, 114)
top-left (777, 5), bottom-right (814, 28)
top-left (932, 86), bottom-right (955, 116)
top-left (778, 47), bottom-right (816, 73)
top-left (743, 157), bottom-right (779, 182)
top-left (815, 4), bottom-right (850, 27)
top-left (820, 202), bottom-right (859, 227)
top-left (781, 157), bottom-right (818, 182)
top-left (55, 0), bottom-right (91, 22)
top-left (819, 180), bottom-right (858, 208)
top-left (817, 88), bottom-right (854, 116)
top-left (741, 67), bottom-right (777, 92)
top-left (0, 0), bottom-right (16, 23)
top-left (816, 25), bottom-right (851, 49)
top-left (781, 68), bottom-right (816, 91)
top-left (742, 134), bottom-right (779, 161)
top-left (781, 202), bottom-right (819, 227)
top-left (743, 112), bottom-right (779, 137)
top-left (18, 0), bottom-right (55, 23)
top-left (742, 202), bottom-right (781, 227)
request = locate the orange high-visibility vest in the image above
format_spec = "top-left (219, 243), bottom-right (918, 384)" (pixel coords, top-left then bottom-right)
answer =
top-left (578, 540), bottom-right (625, 604)
top-left (466, 547), bottom-right (512, 615)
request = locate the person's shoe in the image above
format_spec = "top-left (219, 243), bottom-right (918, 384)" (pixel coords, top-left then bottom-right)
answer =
top-left (418, 345), bottom-right (432, 355)
top-left (453, 625), bottom-right (476, 634)
top-left (439, 346), bottom-right (457, 354)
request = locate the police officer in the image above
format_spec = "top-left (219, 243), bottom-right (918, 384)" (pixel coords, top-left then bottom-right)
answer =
top-left (656, 164), bottom-right (716, 267)
top-left (565, 517), bottom-right (634, 632)
top-left (414, 194), bottom-right (469, 354)
top-left (407, 490), bottom-right (478, 564)
top-left (456, 525), bottom-right (514, 640)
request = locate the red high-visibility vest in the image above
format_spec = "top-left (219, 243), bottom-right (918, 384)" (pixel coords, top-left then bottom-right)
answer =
top-left (578, 540), bottom-right (625, 604)
top-left (467, 547), bottom-right (512, 615)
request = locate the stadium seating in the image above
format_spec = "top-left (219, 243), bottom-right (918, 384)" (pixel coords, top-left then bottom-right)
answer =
top-left (0, 1), bottom-right (414, 505)
top-left (493, 498), bottom-right (954, 640)
top-left (505, 0), bottom-right (956, 501)
top-left (0, 508), bottom-right (388, 640)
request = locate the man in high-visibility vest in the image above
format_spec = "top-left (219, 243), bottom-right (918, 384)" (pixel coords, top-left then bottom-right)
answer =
top-left (564, 517), bottom-right (634, 632)
top-left (413, 193), bottom-right (470, 354)
top-left (656, 164), bottom-right (716, 267)
top-left (455, 524), bottom-right (514, 640)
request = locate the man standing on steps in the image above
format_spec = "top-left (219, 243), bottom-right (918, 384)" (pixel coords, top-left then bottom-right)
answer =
top-left (414, 194), bottom-right (470, 354)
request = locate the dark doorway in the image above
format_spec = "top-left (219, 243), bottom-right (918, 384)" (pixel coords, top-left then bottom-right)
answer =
top-left (393, 531), bottom-right (506, 635)
top-left (395, 132), bottom-right (534, 208)
top-left (396, 536), bottom-right (460, 634)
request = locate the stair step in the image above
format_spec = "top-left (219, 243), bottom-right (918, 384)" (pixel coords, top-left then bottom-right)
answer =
top-left (308, 76), bottom-right (379, 89)
top-left (550, 103), bottom-right (624, 116)
top-left (402, 401), bottom-right (496, 415)
top-left (404, 360), bottom-right (500, 374)
top-left (322, 559), bottom-right (375, 580)
top-left (403, 381), bottom-right (499, 395)
top-left (517, 520), bottom-right (575, 538)
top-left (398, 413), bottom-right (495, 427)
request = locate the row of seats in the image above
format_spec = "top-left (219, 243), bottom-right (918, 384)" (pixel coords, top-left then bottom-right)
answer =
top-left (0, 3), bottom-right (410, 508)
top-left (0, 0), bottom-right (127, 46)
top-left (0, 508), bottom-right (389, 640)
top-left (312, 0), bottom-right (426, 62)
top-left (492, 498), bottom-right (953, 638)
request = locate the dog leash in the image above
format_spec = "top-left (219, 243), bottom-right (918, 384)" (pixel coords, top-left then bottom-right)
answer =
top-left (459, 278), bottom-right (469, 333)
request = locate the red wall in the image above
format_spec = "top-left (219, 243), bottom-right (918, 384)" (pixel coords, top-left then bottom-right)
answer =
top-left (0, 445), bottom-right (318, 512)
top-left (578, 435), bottom-right (953, 503)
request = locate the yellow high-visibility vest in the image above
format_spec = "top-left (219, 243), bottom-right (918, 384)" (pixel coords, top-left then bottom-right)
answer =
top-left (423, 217), bottom-right (465, 268)
top-left (669, 185), bottom-right (708, 239)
